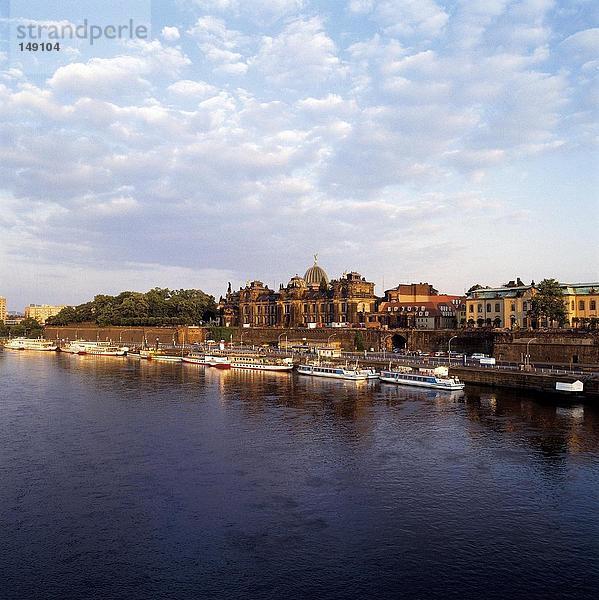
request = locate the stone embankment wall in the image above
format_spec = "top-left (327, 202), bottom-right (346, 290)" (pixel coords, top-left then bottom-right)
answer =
top-left (450, 366), bottom-right (599, 398)
top-left (44, 325), bottom-right (207, 345)
top-left (43, 325), bottom-right (598, 366)
top-left (494, 331), bottom-right (599, 366)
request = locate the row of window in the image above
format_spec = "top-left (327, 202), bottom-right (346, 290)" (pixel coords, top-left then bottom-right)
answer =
top-left (469, 302), bottom-right (523, 313)
top-left (577, 300), bottom-right (597, 310)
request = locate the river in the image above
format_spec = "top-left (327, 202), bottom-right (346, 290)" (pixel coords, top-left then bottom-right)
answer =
top-left (1, 351), bottom-right (598, 599)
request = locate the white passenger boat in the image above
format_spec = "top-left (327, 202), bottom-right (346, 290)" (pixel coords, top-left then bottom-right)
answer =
top-left (379, 366), bottom-right (464, 390)
top-left (229, 354), bottom-right (294, 372)
top-left (182, 353), bottom-right (231, 369)
top-left (297, 363), bottom-right (368, 381)
top-left (4, 337), bottom-right (58, 351)
top-left (138, 349), bottom-right (182, 362)
top-left (152, 355), bottom-right (182, 363)
top-left (62, 341), bottom-right (128, 356)
top-left (359, 368), bottom-right (380, 380)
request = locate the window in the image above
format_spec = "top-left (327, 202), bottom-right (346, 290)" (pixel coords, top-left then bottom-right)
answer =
top-left (591, 300), bottom-right (596, 311)
top-left (579, 300), bottom-right (585, 310)
top-left (495, 303), bottom-right (500, 312)
top-left (477, 304), bottom-right (483, 313)
top-left (571, 301), bottom-right (574, 309)
top-left (486, 303), bottom-right (491, 312)
top-left (469, 305), bottom-right (474, 313)
top-left (510, 302), bottom-right (516, 312)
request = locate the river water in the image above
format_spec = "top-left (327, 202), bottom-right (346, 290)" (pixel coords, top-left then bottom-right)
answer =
top-left (1, 351), bottom-right (598, 599)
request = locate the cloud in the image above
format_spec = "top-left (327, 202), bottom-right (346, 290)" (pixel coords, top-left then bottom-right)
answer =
top-left (0, 0), bottom-right (595, 304)
top-left (47, 41), bottom-right (190, 98)
top-left (251, 17), bottom-right (345, 88)
top-left (161, 26), bottom-right (181, 41)
top-left (188, 16), bottom-right (249, 75)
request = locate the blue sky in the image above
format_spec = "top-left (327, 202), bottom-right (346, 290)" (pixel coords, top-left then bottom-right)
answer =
top-left (0, 0), bottom-right (597, 310)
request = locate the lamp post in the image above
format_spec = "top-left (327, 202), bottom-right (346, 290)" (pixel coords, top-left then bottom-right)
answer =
top-left (448, 335), bottom-right (458, 367)
top-left (240, 330), bottom-right (246, 350)
top-left (525, 337), bottom-right (537, 369)
top-left (278, 331), bottom-right (288, 352)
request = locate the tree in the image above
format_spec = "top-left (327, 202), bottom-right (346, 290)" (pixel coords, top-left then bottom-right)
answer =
top-left (354, 332), bottom-right (365, 352)
top-left (10, 317), bottom-right (44, 338)
top-left (45, 288), bottom-right (217, 327)
top-left (529, 279), bottom-right (567, 327)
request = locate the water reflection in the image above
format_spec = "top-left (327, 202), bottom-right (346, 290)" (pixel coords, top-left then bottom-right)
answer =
top-left (2, 350), bottom-right (599, 600)
top-left (3, 351), bottom-right (599, 463)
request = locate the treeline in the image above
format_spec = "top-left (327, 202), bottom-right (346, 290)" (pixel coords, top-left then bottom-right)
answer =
top-left (46, 288), bottom-right (217, 327)
top-left (0, 317), bottom-right (44, 338)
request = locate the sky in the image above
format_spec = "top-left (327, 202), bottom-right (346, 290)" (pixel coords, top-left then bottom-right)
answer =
top-left (0, 0), bottom-right (598, 311)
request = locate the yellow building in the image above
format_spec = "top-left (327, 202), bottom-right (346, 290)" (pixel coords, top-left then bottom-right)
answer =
top-left (24, 304), bottom-right (67, 324)
top-left (562, 284), bottom-right (599, 327)
top-left (0, 296), bottom-right (6, 323)
top-left (465, 285), bottom-right (534, 328)
top-left (465, 282), bottom-right (599, 329)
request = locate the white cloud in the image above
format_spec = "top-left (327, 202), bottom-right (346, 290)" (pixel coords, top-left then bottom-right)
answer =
top-left (251, 17), bottom-right (344, 87)
top-left (371, 0), bottom-right (449, 39)
top-left (167, 79), bottom-right (218, 99)
top-left (188, 16), bottom-right (249, 75)
top-left (161, 26), bottom-right (181, 41)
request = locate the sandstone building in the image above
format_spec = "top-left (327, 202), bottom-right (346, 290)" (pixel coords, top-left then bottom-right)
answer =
top-left (220, 257), bottom-right (376, 328)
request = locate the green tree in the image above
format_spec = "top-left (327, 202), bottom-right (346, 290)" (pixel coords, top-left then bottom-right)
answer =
top-left (529, 279), bottom-right (567, 327)
top-left (45, 288), bottom-right (217, 327)
top-left (354, 332), bottom-right (365, 352)
top-left (10, 317), bottom-right (44, 338)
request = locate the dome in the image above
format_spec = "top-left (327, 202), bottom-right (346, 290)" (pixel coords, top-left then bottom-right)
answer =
top-left (288, 275), bottom-right (307, 288)
top-left (304, 255), bottom-right (329, 288)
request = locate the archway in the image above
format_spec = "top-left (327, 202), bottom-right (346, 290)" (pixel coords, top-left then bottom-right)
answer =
top-left (392, 334), bottom-right (407, 349)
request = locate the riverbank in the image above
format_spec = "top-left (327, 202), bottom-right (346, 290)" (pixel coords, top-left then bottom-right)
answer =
top-left (449, 366), bottom-right (599, 399)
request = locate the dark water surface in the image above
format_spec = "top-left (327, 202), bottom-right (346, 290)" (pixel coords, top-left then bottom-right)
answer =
top-left (1, 351), bottom-right (598, 600)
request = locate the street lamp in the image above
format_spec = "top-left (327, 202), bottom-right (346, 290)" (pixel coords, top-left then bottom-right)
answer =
top-left (278, 331), bottom-right (288, 352)
top-left (525, 337), bottom-right (537, 369)
top-left (240, 330), bottom-right (246, 349)
top-left (448, 335), bottom-right (458, 367)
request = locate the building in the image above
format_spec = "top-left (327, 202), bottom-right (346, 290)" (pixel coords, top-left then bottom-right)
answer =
top-left (562, 284), bottom-right (599, 327)
top-left (465, 281), bottom-right (599, 329)
top-left (24, 304), bottom-right (67, 324)
top-left (219, 257), bottom-right (376, 328)
top-left (0, 296), bottom-right (6, 323)
top-left (374, 283), bottom-right (464, 329)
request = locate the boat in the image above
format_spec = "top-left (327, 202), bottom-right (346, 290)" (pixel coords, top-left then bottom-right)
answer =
top-left (152, 354), bottom-right (182, 363)
top-left (62, 341), bottom-right (128, 356)
top-left (137, 349), bottom-right (183, 362)
top-left (182, 353), bottom-right (231, 369)
top-left (358, 368), bottom-right (380, 380)
top-left (379, 365), bottom-right (465, 390)
top-left (4, 337), bottom-right (58, 351)
top-left (228, 354), bottom-right (294, 372)
top-left (297, 363), bottom-right (368, 381)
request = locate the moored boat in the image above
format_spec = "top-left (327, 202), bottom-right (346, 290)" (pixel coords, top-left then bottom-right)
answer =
top-left (4, 337), bottom-right (58, 351)
top-left (297, 363), bottom-right (368, 381)
top-left (358, 368), bottom-right (380, 380)
top-left (379, 365), bottom-right (464, 390)
top-left (182, 353), bottom-right (231, 369)
top-left (228, 354), bottom-right (294, 372)
top-left (62, 341), bottom-right (128, 356)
